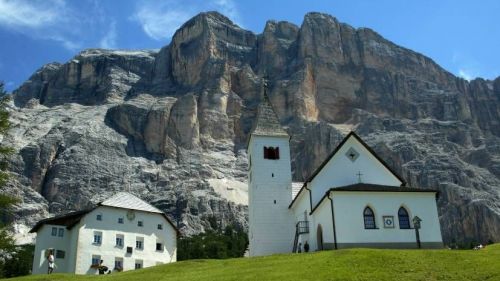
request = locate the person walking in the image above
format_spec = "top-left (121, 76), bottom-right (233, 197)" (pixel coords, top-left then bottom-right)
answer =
top-left (47, 250), bottom-right (55, 274)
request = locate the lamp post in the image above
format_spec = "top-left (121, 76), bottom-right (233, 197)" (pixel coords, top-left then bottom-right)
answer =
top-left (412, 216), bottom-right (422, 249)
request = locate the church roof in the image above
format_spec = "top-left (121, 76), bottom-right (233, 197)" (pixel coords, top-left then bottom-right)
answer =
top-left (30, 192), bottom-right (178, 233)
top-left (331, 183), bottom-right (437, 193)
top-left (289, 131), bottom-right (407, 209)
top-left (251, 93), bottom-right (289, 137)
top-left (309, 183), bottom-right (438, 214)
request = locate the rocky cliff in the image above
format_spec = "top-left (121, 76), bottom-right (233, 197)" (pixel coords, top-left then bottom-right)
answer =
top-left (3, 12), bottom-right (500, 244)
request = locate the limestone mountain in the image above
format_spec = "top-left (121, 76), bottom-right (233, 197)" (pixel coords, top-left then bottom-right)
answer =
top-left (3, 12), bottom-right (500, 244)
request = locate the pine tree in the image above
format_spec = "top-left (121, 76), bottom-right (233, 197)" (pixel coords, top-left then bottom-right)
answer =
top-left (0, 81), bottom-right (18, 277)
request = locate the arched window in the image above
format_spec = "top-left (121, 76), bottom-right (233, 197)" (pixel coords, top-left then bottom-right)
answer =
top-left (363, 207), bottom-right (376, 229)
top-left (398, 207), bottom-right (411, 229)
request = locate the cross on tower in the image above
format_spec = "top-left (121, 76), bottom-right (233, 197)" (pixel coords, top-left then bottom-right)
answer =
top-left (356, 171), bottom-right (363, 183)
top-left (262, 74), bottom-right (269, 94)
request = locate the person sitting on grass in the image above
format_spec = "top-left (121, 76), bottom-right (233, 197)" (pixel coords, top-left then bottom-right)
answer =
top-left (98, 260), bottom-right (109, 275)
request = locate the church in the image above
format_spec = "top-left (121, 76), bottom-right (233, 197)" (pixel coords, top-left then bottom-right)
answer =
top-left (247, 94), bottom-right (443, 256)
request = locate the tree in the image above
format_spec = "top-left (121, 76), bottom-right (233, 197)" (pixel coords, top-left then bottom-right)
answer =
top-left (0, 81), bottom-right (22, 277)
top-left (177, 223), bottom-right (248, 260)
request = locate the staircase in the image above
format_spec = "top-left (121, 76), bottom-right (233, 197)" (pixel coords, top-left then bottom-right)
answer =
top-left (292, 221), bottom-right (309, 253)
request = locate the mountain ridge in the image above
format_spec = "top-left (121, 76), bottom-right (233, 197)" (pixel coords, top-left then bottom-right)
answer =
top-left (3, 11), bottom-right (500, 245)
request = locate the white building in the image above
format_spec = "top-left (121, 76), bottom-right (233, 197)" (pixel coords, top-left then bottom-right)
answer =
top-left (248, 93), bottom-right (443, 256)
top-left (30, 192), bottom-right (178, 274)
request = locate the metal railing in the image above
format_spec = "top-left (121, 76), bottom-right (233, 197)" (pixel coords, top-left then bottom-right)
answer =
top-left (296, 221), bottom-right (309, 234)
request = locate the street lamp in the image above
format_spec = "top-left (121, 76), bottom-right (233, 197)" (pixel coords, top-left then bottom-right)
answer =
top-left (412, 216), bottom-right (422, 249)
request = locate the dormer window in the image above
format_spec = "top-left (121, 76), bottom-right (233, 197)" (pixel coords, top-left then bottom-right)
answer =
top-left (264, 146), bottom-right (280, 160)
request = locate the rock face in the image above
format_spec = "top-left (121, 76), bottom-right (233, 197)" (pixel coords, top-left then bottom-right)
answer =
top-left (3, 12), bottom-right (500, 244)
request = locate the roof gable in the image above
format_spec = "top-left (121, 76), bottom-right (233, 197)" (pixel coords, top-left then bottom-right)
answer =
top-left (290, 131), bottom-right (405, 209)
top-left (305, 131), bottom-right (405, 186)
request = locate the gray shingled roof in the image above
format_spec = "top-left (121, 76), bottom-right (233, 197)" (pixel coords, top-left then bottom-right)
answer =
top-left (100, 192), bottom-right (163, 213)
top-left (251, 94), bottom-right (289, 137)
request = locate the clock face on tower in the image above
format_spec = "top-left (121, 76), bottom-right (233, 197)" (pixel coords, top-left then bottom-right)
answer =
top-left (127, 210), bottom-right (135, 221)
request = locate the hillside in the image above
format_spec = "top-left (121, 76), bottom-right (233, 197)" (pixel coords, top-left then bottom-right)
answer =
top-left (2, 11), bottom-right (500, 244)
top-left (7, 245), bottom-right (500, 281)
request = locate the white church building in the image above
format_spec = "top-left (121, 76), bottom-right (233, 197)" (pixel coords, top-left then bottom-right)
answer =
top-left (248, 95), bottom-right (443, 256)
top-left (30, 192), bottom-right (178, 274)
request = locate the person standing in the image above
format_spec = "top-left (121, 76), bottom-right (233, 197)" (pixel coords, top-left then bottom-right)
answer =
top-left (47, 250), bottom-right (55, 274)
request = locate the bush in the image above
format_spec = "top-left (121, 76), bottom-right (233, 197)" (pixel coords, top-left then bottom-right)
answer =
top-left (178, 224), bottom-right (248, 260)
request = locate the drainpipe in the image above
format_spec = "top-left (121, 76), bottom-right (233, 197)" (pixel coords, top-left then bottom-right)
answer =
top-left (305, 184), bottom-right (313, 212)
top-left (328, 192), bottom-right (338, 250)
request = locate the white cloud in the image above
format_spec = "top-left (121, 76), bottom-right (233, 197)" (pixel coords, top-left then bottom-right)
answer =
top-left (0, 0), bottom-right (115, 51)
top-left (132, 4), bottom-right (191, 41)
top-left (132, 0), bottom-right (242, 41)
top-left (0, 0), bottom-right (62, 28)
top-left (99, 20), bottom-right (117, 49)
top-left (213, 0), bottom-right (241, 25)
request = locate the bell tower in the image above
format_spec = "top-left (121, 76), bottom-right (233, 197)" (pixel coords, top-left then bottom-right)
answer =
top-left (247, 80), bottom-right (295, 256)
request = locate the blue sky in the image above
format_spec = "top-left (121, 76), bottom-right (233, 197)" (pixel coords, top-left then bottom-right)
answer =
top-left (0, 0), bottom-right (499, 92)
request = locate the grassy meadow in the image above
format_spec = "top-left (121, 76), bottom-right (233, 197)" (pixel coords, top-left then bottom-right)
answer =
top-left (5, 244), bottom-right (500, 281)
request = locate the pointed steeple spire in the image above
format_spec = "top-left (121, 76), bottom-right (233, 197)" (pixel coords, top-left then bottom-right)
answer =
top-left (251, 77), bottom-right (289, 137)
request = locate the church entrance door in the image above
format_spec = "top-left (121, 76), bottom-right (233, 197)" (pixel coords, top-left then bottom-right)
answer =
top-left (317, 224), bottom-right (323, 250)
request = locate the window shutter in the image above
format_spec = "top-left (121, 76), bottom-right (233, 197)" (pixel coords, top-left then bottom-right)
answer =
top-left (276, 147), bottom-right (280, 159)
top-left (263, 147), bottom-right (269, 159)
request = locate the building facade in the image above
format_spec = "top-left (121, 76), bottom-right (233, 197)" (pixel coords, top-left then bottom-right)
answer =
top-left (30, 192), bottom-right (177, 274)
top-left (248, 93), bottom-right (443, 256)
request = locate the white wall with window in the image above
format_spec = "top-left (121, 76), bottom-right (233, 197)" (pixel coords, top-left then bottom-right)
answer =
top-left (74, 206), bottom-right (176, 274)
top-left (31, 224), bottom-right (73, 274)
top-left (332, 191), bottom-right (442, 248)
top-left (30, 192), bottom-right (178, 275)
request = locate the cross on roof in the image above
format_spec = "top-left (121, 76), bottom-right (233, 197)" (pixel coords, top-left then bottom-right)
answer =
top-left (262, 74), bottom-right (269, 94)
top-left (357, 171), bottom-right (363, 183)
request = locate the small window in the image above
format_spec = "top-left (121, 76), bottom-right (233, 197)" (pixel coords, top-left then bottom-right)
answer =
top-left (398, 207), bottom-right (411, 229)
top-left (114, 258), bottom-right (123, 271)
top-left (91, 255), bottom-right (101, 266)
top-left (58, 228), bottom-right (64, 237)
top-left (136, 238), bottom-right (143, 250)
top-left (116, 234), bottom-right (124, 247)
top-left (93, 232), bottom-right (102, 244)
top-left (126, 247), bottom-right (133, 254)
top-left (156, 242), bottom-right (163, 251)
top-left (55, 250), bottom-right (65, 259)
top-left (51, 227), bottom-right (57, 236)
top-left (135, 260), bottom-right (143, 269)
top-left (363, 207), bottom-right (376, 229)
top-left (157, 224), bottom-right (163, 230)
top-left (138, 221), bottom-right (143, 227)
top-left (118, 217), bottom-right (124, 224)
top-left (96, 214), bottom-right (102, 221)
top-left (263, 146), bottom-right (280, 160)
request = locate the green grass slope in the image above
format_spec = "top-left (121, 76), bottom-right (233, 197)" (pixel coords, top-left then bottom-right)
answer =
top-left (7, 245), bottom-right (500, 281)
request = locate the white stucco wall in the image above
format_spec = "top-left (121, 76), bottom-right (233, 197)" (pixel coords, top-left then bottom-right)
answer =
top-left (32, 206), bottom-right (177, 275)
top-left (291, 188), bottom-right (312, 250)
top-left (310, 137), bottom-right (402, 207)
top-left (248, 135), bottom-right (295, 256)
top-left (332, 191), bottom-right (442, 247)
top-left (74, 206), bottom-right (177, 274)
top-left (32, 224), bottom-right (75, 274)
